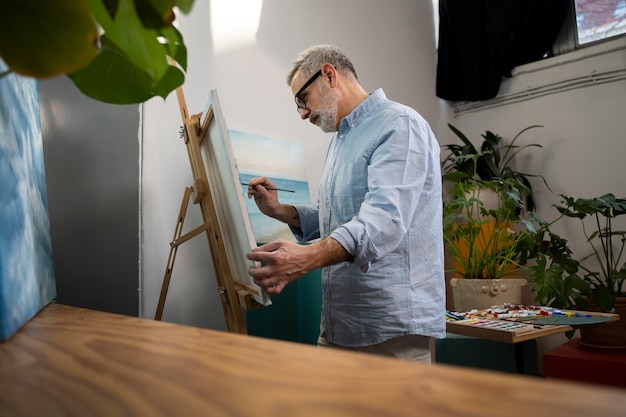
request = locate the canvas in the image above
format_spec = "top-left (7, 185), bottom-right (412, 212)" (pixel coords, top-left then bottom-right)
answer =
top-left (196, 91), bottom-right (274, 307)
top-left (0, 60), bottom-right (57, 341)
top-left (229, 130), bottom-right (311, 244)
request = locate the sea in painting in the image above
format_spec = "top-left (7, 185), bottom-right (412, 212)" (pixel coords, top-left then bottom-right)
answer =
top-left (0, 60), bottom-right (56, 340)
top-left (229, 130), bottom-right (311, 244)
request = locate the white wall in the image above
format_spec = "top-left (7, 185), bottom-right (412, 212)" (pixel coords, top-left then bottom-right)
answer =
top-left (140, 0), bottom-right (442, 329)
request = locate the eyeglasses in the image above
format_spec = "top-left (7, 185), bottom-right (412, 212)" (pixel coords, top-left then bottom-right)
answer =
top-left (294, 70), bottom-right (322, 113)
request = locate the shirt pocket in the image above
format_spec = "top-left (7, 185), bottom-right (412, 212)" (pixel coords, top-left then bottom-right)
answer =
top-left (331, 161), bottom-right (368, 217)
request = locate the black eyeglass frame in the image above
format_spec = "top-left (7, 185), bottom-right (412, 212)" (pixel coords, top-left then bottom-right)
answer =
top-left (294, 70), bottom-right (322, 112)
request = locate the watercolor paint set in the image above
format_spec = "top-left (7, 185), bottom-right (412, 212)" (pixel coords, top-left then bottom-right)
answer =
top-left (454, 318), bottom-right (536, 334)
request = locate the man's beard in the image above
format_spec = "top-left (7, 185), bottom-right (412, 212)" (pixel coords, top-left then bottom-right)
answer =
top-left (312, 89), bottom-right (339, 133)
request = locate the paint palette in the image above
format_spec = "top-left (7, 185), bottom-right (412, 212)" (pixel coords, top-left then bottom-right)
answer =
top-left (454, 319), bottom-right (536, 334)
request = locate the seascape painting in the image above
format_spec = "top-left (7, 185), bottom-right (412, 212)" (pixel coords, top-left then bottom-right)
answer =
top-left (0, 60), bottom-right (56, 341)
top-left (229, 130), bottom-right (311, 244)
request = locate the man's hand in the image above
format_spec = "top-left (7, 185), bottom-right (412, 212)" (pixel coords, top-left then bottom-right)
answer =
top-left (246, 240), bottom-right (311, 295)
top-left (245, 177), bottom-right (301, 227)
top-left (246, 238), bottom-right (352, 295)
top-left (245, 177), bottom-right (282, 217)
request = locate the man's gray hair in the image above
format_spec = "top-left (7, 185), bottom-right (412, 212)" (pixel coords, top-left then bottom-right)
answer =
top-left (286, 45), bottom-right (358, 86)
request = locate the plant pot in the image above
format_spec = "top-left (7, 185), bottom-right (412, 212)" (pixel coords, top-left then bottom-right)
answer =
top-left (578, 297), bottom-right (626, 353)
top-left (450, 278), bottom-right (527, 312)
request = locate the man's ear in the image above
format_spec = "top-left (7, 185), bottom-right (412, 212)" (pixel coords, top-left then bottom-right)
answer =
top-left (321, 63), bottom-right (336, 88)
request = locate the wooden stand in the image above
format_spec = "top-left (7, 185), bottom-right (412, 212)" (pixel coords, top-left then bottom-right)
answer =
top-left (154, 87), bottom-right (262, 334)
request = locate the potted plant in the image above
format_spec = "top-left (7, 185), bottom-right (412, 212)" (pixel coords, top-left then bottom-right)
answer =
top-left (528, 193), bottom-right (626, 351)
top-left (443, 153), bottom-right (538, 312)
top-left (442, 124), bottom-right (548, 212)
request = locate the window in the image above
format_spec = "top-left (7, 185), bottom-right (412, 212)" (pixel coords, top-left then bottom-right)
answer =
top-left (556, 0), bottom-right (626, 54)
top-left (435, 0), bottom-right (626, 107)
top-left (577, 0), bottom-right (626, 44)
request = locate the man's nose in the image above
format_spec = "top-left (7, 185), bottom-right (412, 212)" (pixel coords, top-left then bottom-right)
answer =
top-left (298, 108), bottom-right (311, 120)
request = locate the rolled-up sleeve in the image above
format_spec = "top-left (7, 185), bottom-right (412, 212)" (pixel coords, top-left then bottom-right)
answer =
top-left (289, 204), bottom-right (320, 243)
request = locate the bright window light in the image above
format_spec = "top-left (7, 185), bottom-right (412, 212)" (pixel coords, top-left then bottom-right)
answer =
top-left (210, 0), bottom-right (263, 54)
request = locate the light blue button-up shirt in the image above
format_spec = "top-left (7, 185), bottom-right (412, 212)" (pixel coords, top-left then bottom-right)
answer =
top-left (291, 89), bottom-right (446, 347)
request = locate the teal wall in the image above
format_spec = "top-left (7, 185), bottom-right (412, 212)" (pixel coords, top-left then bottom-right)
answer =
top-left (247, 269), bottom-right (322, 345)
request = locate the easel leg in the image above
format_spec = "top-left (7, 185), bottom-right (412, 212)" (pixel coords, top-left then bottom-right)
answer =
top-left (155, 187), bottom-right (193, 320)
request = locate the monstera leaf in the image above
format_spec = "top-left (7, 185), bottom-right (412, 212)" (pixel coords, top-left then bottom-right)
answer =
top-left (0, 0), bottom-right (195, 104)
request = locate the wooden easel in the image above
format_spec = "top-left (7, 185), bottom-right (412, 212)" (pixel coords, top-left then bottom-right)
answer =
top-left (154, 87), bottom-right (262, 334)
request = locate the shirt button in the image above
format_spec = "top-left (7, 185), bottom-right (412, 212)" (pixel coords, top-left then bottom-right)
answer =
top-left (351, 123), bottom-right (355, 128)
top-left (339, 134), bottom-right (344, 139)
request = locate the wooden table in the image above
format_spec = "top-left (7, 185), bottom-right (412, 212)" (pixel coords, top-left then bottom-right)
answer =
top-left (1, 303), bottom-right (625, 417)
top-left (445, 308), bottom-right (620, 373)
top-left (446, 308), bottom-right (619, 344)
top-left (447, 318), bottom-right (571, 344)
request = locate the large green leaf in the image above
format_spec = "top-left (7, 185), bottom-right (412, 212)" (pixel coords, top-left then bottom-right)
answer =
top-left (69, 36), bottom-right (184, 104)
top-left (0, 0), bottom-right (99, 78)
top-left (85, 0), bottom-right (170, 82)
top-left (71, 0), bottom-right (189, 103)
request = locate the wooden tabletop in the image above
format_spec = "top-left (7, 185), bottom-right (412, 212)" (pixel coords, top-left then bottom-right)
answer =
top-left (447, 308), bottom-right (619, 344)
top-left (447, 318), bottom-right (572, 343)
top-left (1, 303), bottom-right (625, 417)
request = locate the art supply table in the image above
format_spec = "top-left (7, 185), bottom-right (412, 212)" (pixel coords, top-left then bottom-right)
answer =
top-left (446, 306), bottom-right (618, 343)
top-left (445, 306), bottom-right (619, 372)
top-left (1, 303), bottom-right (625, 417)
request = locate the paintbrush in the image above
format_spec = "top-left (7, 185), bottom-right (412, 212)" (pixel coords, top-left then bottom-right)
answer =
top-left (240, 182), bottom-right (295, 193)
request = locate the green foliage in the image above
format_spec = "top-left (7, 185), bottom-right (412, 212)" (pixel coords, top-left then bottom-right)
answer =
top-left (442, 124), bottom-right (548, 212)
top-left (0, 0), bottom-right (195, 104)
top-left (528, 194), bottom-right (626, 311)
top-left (443, 153), bottom-right (537, 279)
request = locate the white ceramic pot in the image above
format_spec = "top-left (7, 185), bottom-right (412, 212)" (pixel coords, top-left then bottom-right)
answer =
top-left (450, 278), bottom-right (527, 312)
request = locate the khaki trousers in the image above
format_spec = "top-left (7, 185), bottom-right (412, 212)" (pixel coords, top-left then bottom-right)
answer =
top-left (317, 334), bottom-right (432, 363)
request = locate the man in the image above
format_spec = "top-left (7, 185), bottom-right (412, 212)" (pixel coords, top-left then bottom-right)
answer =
top-left (245, 45), bottom-right (445, 363)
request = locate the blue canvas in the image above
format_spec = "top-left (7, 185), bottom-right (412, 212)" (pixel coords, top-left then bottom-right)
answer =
top-left (229, 130), bottom-right (311, 244)
top-left (0, 60), bottom-right (56, 341)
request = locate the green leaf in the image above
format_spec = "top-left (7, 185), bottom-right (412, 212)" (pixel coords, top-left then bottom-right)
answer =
top-left (69, 38), bottom-right (153, 104)
top-left (0, 0), bottom-right (99, 78)
top-left (159, 26), bottom-right (188, 70)
top-left (152, 64), bottom-right (185, 99)
top-left (70, 0), bottom-right (189, 103)
top-left (69, 35), bottom-right (182, 104)
top-left (85, 0), bottom-right (169, 82)
top-left (134, 0), bottom-right (176, 29)
top-left (174, 0), bottom-right (195, 14)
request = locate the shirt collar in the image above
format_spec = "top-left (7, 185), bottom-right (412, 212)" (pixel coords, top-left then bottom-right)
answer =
top-left (338, 89), bottom-right (387, 135)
